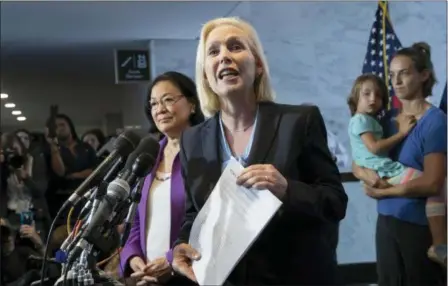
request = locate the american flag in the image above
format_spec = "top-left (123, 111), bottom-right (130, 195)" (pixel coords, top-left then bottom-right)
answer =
top-left (362, 1), bottom-right (402, 109)
top-left (440, 83), bottom-right (447, 114)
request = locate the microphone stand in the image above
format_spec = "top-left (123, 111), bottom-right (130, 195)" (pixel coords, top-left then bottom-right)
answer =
top-left (57, 138), bottom-right (160, 285)
top-left (120, 179), bottom-right (145, 247)
top-left (57, 219), bottom-right (123, 285)
top-left (58, 181), bottom-right (144, 286)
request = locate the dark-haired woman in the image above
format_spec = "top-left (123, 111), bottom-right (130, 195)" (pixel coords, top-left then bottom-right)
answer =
top-left (120, 71), bottom-right (204, 285)
top-left (44, 114), bottom-right (97, 221)
top-left (0, 133), bottom-right (50, 241)
top-left (353, 42), bottom-right (446, 285)
top-left (82, 128), bottom-right (106, 153)
top-left (82, 128), bottom-right (108, 162)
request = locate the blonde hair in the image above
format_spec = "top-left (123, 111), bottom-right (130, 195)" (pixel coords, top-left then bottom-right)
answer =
top-left (195, 17), bottom-right (275, 117)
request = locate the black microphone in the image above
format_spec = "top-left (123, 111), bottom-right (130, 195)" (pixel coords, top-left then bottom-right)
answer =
top-left (67, 136), bottom-right (159, 263)
top-left (120, 179), bottom-right (145, 247)
top-left (40, 130), bottom-right (140, 284)
top-left (96, 136), bottom-right (116, 158)
top-left (113, 135), bottom-right (160, 188)
top-left (80, 158), bottom-right (126, 220)
top-left (85, 136), bottom-right (159, 232)
top-left (61, 130), bottom-right (141, 210)
top-left (120, 136), bottom-right (162, 247)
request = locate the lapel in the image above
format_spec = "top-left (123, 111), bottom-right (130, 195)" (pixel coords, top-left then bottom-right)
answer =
top-left (169, 156), bottom-right (185, 246)
top-left (198, 115), bottom-right (222, 205)
top-left (246, 102), bottom-right (281, 165)
top-left (139, 137), bottom-right (167, 256)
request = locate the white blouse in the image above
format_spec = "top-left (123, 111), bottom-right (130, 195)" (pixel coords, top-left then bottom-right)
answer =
top-left (145, 171), bottom-right (172, 262)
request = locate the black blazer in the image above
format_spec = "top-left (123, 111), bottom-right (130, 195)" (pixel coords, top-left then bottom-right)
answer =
top-left (177, 102), bottom-right (347, 285)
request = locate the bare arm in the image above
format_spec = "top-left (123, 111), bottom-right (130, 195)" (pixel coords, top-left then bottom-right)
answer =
top-left (352, 161), bottom-right (381, 187)
top-left (352, 161), bottom-right (368, 181)
top-left (49, 143), bottom-right (65, 176)
top-left (391, 153), bottom-right (446, 197)
top-left (360, 131), bottom-right (406, 155)
top-left (34, 241), bottom-right (46, 256)
top-left (23, 178), bottom-right (47, 198)
top-left (365, 111), bottom-right (447, 198)
top-left (67, 144), bottom-right (96, 179)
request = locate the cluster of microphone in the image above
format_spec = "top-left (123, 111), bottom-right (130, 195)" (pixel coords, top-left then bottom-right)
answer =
top-left (40, 130), bottom-right (161, 285)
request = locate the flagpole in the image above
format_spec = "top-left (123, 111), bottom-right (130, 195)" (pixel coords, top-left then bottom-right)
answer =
top-left (379, 1), bottom-right (392, 109)
top-left (362, 0), bottom-right (402, 110)
top-left (379, 1), bottom-right (394, 23)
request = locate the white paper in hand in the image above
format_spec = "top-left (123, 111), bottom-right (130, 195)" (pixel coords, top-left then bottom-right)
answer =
top-left (189, 159), bottom-right (282, 286)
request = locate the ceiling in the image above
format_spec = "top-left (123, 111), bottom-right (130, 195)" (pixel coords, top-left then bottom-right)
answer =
top-left (1, 1), bottom-right (241, 53)
top-left (0, 1), bottom-right (242, 128)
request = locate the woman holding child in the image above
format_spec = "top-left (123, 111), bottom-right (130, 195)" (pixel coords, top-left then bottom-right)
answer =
top-left (350, 42), bottom-right (446, 286)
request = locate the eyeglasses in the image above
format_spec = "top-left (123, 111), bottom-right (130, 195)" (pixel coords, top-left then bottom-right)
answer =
top-left (149, 95), bottom-right (184, 111)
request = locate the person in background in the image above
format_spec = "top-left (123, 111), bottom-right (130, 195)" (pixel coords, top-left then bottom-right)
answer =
top-left (1, 217), bottom-right (45, 286)
top-left (347, 73), bottom-right (447, 268)
top-left (1, 131), bottom-right (8, 213)
top-left (82, 128), bottom-right (108, 163)
top-left (171, 17), bottom-right (347, 285)
top-left (115, 128), bottom-right (124, 136)
top-left (120, 71), bottom-right (204, 286)
top-left (1, 133), bottom-right (51, 239)
top-left (14, 129), bottom-right (52, 230)
top-left (82, 128), bottom-right (106, 154)
top-left (15, 129), bottom-right (45, 157)
top-left (353, 42), bottom-right (446, 285)
top-left (15, 129), bottom-right (34, 153)
top-left (44, 114), bottom-right (97, 221)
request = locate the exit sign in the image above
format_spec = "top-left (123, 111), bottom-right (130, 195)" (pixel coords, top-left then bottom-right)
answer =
top-left (114, 50), bottom-right (151, 84)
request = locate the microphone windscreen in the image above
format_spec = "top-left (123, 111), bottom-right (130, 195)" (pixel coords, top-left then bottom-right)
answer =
top-left (123, 135), bottom-right (160, 172)
top-left (113, 130), bottom-right (141, 157)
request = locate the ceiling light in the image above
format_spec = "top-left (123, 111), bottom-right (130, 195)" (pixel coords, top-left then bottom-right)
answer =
top-left (17, 116), bottom-right (26, 121)
top-left (5, 103), bottom-right (15, 108)
top-left (0, 93), bottom-right (8, 99)
top-left (12, 110), bottom-right (22, 115)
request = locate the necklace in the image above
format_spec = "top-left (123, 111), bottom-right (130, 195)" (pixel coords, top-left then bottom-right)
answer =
top-left (224, 120), bottom-right (255, 133)
top-left (155, 174), bottom-right (171, 181)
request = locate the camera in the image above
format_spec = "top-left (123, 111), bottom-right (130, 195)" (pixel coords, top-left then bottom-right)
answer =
top-left (4, 149), bottom-right (25, 169)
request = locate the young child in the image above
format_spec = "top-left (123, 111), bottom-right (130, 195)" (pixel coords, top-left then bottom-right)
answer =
top-left (347, 73), bottom-right (446, 266)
